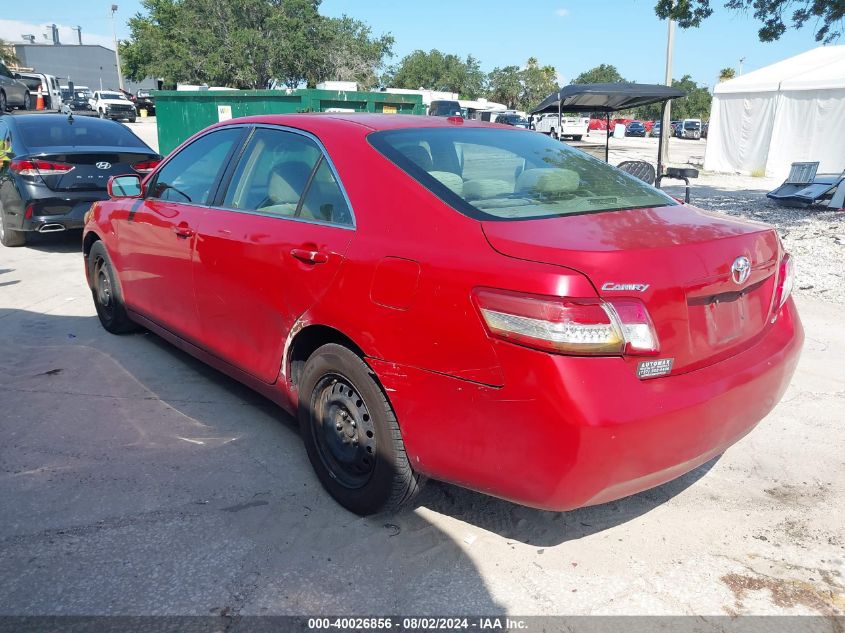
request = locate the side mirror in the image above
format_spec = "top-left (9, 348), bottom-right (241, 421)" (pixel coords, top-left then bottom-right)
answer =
top-left (108, 174), bottom-right (143, 198)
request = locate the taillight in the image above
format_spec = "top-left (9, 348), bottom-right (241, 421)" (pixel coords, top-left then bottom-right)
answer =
top-left (10, 159), bottom-right (74, 177)
top-left (474, 289), bottom-right (659, 356)
top-left (773, 253), bottom-right (795, 314)
top-left (132, 159), bottom-right (160, 173)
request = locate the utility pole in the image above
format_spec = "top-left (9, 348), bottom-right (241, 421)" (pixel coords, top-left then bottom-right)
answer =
top-left (658, 15), bottom-right (675, 174)
top-left (110, 4), bottom-right (124, 91)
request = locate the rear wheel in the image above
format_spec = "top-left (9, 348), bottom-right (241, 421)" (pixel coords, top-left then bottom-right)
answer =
top-left (299, 343), bottom-right (424, 515)
top-left (88, 241), bottom-right (138, 334)
top-left (21, 92), bottom-right (31, 110)
top-left (573, 135), bottom-right (583, 141)
top-left (128, 117), bottom-right (136, 123)
top-left (0, 91), bottom-right (7, 112)
top-left (0, 204), bottom-right (26, 247)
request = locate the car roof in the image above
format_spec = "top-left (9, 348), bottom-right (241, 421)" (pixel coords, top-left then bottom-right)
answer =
top-left (214, 113), bottom-right (509, 133)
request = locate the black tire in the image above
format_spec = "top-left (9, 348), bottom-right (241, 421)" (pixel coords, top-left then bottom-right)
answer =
top-left (573, 135), bottom-right (583, 141)
top-left (88, 241), bottom-right (138, 334)
top-left (299, 343), bottom-right (424, 515)
top-left (98, 109), bottom-right (106, 119)
top-left (0, 91), bottom-right (6, 112)
top-left (21, 92), bottom-right (31, 110)
top-left (0, 204), bottom-right (26, 247)
top-left (128, 117), bottom-right (136, 123)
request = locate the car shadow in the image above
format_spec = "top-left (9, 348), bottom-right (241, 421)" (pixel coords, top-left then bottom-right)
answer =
top-left (0, 308), bottom-right (507, 616)
top-left (412, 457), bottom-right (718, 547)
top-left (21, 230), bottom-right (83, 253)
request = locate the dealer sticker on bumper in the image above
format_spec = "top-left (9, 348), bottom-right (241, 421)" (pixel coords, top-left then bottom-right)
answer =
top-left (637, 358), bottom-right (674, 380)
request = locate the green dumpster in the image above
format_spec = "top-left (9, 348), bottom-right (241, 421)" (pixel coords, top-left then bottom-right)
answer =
top-left (153, 89), bottom-right (425, 155)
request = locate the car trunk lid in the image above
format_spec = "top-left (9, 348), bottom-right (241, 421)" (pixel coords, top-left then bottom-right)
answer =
top-left (482, 204), bottom-right (781, 373)
top-left (24, 147), bottom-right (158, 192)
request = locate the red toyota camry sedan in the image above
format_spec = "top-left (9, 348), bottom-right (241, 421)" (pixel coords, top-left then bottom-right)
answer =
top-left (83, 114), bottom-right (803, 515)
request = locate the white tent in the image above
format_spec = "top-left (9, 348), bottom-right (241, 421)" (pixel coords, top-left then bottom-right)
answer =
top-left (704, 46), bottom-right (845, 179)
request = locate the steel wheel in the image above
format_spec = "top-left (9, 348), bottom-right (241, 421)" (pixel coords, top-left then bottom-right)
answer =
top-left (310, 373), bottom-right (377, 489)
top-left (93, 255), bottom-right (115, 318)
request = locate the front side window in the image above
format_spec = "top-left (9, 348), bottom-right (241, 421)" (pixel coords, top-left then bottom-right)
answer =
top-left (222, 128), bottom-right (352, 225)
top-left (369, 127), bottom-right (677, 220)
top-left (148, 128), bottom-right (241, 204)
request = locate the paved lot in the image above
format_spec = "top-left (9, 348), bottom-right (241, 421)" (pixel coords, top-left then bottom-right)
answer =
top-left (0, 218), bottom-right (843, 617)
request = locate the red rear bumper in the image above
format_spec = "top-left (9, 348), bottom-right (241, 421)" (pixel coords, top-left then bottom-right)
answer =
top-left (369, 299), bottom-right (803, 510)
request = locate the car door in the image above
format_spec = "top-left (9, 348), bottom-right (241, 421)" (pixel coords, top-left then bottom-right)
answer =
top-left (115, 126), bottom-right (244, 340)
top-left (192, 126), bottom-right (355, 383)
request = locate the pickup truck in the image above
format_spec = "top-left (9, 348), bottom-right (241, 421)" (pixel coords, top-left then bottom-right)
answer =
top-left (90, 90), bottom-right (137, 122)
top-left (533, 113), bottom-right (589, 140)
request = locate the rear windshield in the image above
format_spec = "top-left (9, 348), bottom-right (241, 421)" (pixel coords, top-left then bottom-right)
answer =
top-left (369, 127), bottom-right (676, 220)
top-left (16, 117), bottom-right (148, 149)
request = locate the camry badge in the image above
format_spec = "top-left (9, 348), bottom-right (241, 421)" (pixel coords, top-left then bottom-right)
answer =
top-left (96, 162), bottom-right (112, 170)
top-left (731, 256), bottom-right (751, 285)
top-left (601, 282), bottom-right (650, 292)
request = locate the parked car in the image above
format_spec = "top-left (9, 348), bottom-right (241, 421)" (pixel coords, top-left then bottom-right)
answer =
top-left (427, 100), bottom-right (462, 117)
top-left (678, 118), bottom-right (703, 139)
top-left (534, 113), bottom-right (587, 140)
top-left (0, 114), bottom-right (159, 246)
top-left (15, 71), bottom-right (62, 109)
top-left (625, 121), bottom-right (647, 137)
top-left (650, 120), bottom-right (662, 137)
top-left (0, 61), bottom-right (31, 111)
top-left (61, 86), bottom-right (95, 111)
top-left (84, 114), bottom-right (803, 515)
top-left (134, 89), bottom-right (156, 116)
top-left (91, 90), bottom-right (137, 122)
top-left (495, 112), bottom-right (531, 129)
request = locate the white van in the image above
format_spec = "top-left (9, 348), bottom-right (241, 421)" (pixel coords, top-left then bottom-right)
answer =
top-left (677, 118), bottom-right (702, 140)
top-left (15, 72), bottom-right (62, 110)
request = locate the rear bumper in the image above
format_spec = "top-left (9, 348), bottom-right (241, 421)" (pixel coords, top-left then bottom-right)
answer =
top-left (369, 299), bottom-right (803, 510)
top-left (20, 193), bottom-right (107, 233)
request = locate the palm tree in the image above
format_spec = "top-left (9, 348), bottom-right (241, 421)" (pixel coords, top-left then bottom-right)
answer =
top-left (719, 67), bottom-right (736, 82)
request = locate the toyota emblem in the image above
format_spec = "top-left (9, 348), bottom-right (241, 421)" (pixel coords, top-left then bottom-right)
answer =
top-left (96, 162), bottom-right (112, 170)
top-left (731, 256), bottom-right (751, 285)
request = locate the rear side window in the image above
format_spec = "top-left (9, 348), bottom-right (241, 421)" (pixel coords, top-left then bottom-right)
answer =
top-left (15, 118), bottom-right (147, 149)
top-left (369, 127), bottom-right (677, 220)
top-left (148, 128), bottom-right (241, 205)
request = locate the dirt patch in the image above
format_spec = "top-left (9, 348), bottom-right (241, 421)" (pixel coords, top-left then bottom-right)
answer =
top-left (722, 572), bottom-right (845, 617)
top-left (764, 482), bottom-right (831, 506)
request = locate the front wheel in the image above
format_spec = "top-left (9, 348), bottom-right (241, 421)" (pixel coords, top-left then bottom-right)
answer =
top-left (21, 92), bottom-right (31, 110)
top-left (88, 241), bottom-right (138, 334)
top-left (98, 109), bottom-right (106, 119)
top-left (299, 343), bottom-right (424, 515)
top-left (573, 135), bottom-right (583, 141)
top-left (128, 117), bottom-right (136, 123)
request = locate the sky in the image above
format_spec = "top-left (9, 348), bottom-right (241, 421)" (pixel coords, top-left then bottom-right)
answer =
top-left (0, 0), bottom-right (835, 88)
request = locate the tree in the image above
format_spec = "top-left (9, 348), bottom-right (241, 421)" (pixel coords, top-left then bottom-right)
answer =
top-left (670, 75), bottom-right (713, 119)
top-left (719, 67), bottom-right (737, 81)
top-left (572, 63), bottom-right (625, 84)
top-left (0, 38), bottom-right (21, 67)
top-left (387, 49), bottom-right (486, 98)
top-left (654, 0), bottom-right (844, 43)
top-left (487, 66), bottom-right (522, 108)
top-left (121, 0), bottom-right (393, 89)
top-left (520, 57), bottom-right (558, 111)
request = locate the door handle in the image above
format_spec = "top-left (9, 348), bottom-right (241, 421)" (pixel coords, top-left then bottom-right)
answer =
top-left (290, 248), bottom-right (329, 264)
top-left (173, 223), bottom-right (195, 239)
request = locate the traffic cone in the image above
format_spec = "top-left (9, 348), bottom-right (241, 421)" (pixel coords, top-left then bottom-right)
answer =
top-left (35, 85), bottom-right (45, 110)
